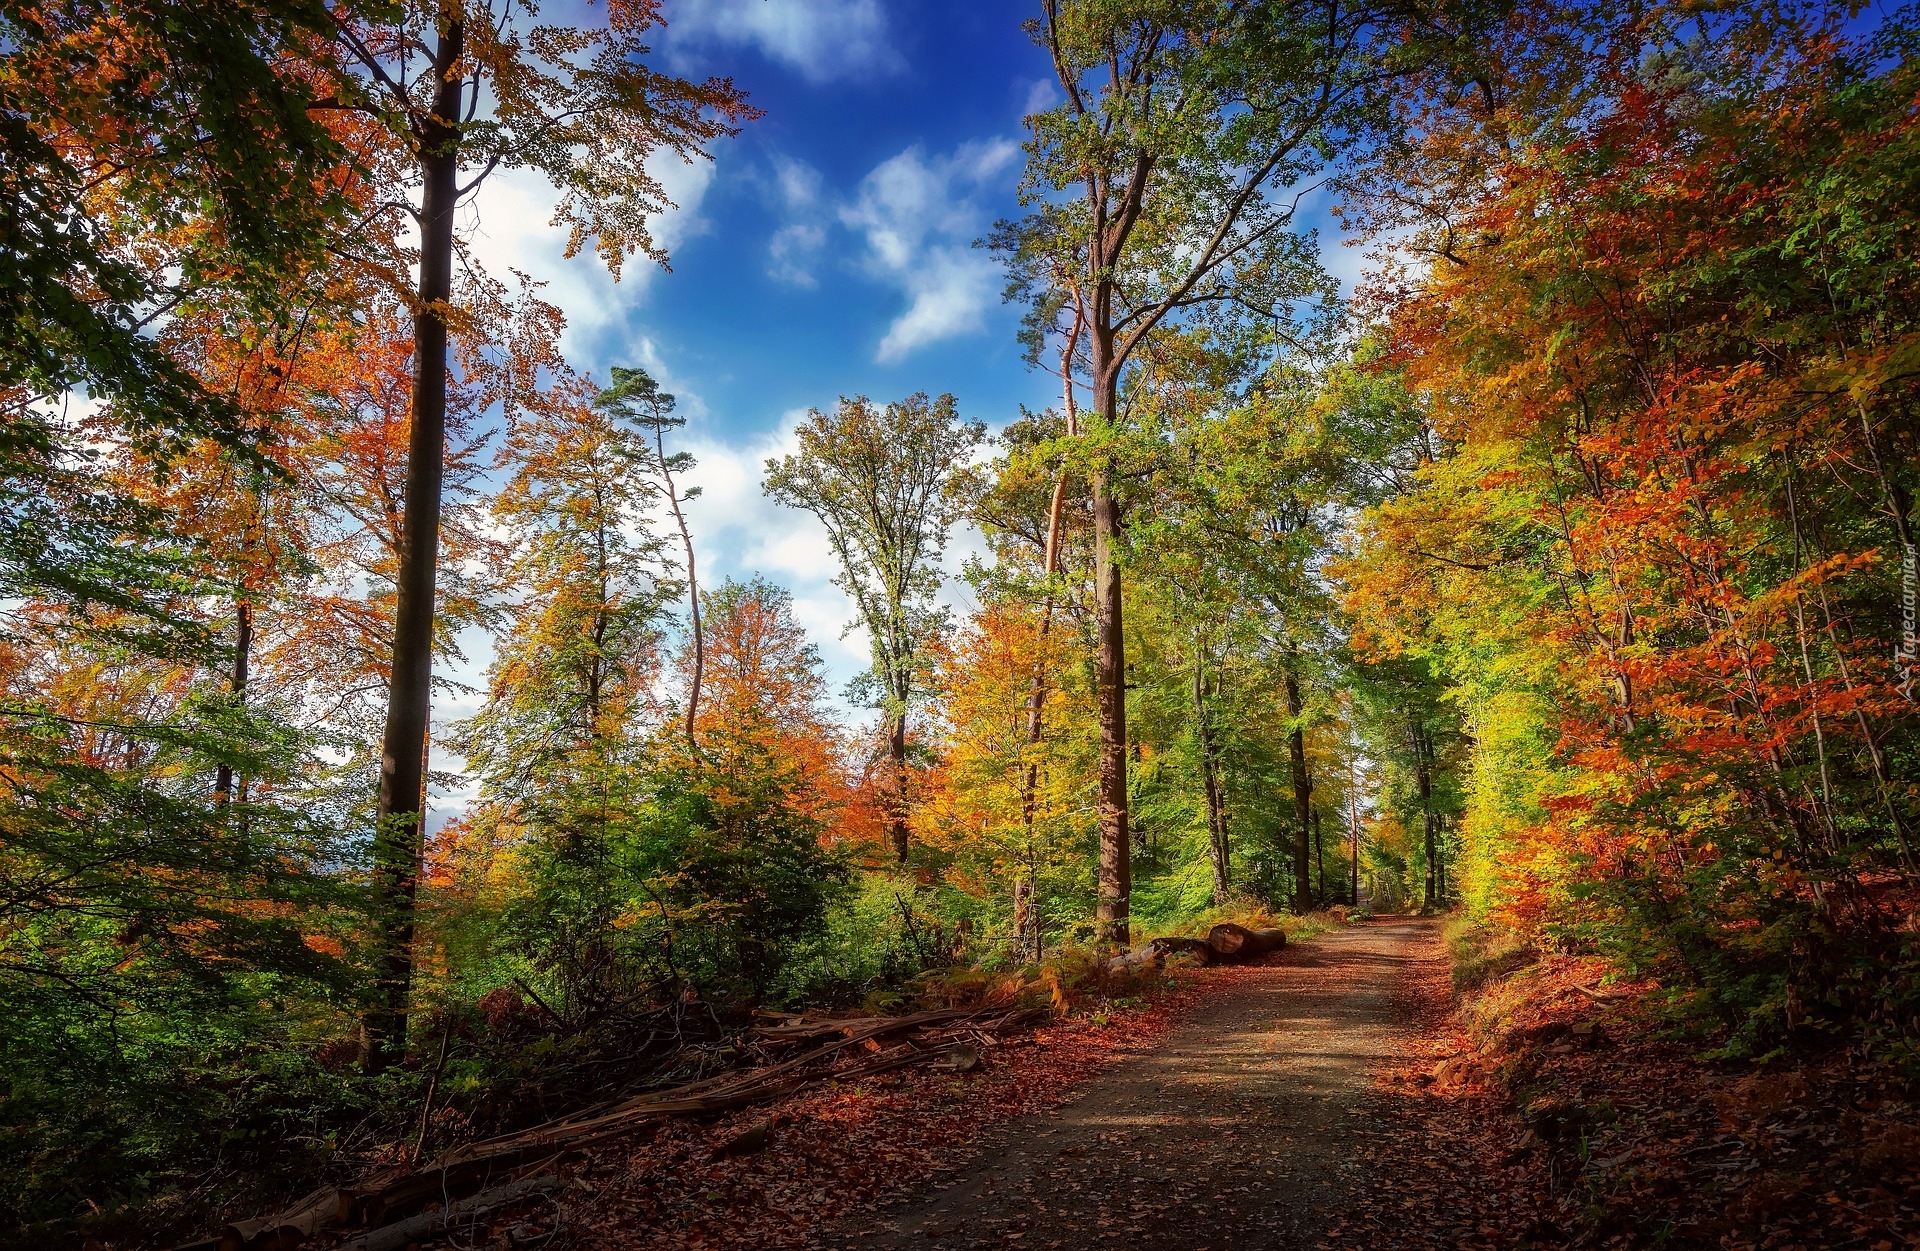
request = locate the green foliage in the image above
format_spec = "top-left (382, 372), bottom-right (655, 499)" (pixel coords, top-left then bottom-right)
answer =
top-left (0, 695), bottom-right (361, 1239)
top-left (764, 393), bottom-right (984, 728)
top-left (774, 878), bottom-right (970, 1009)
top-left (615, 745), bottom-right (852, 999)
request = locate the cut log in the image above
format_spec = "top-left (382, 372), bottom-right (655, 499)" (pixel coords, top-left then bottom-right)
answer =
top-left (1105, 924), bottom-right (1286, 971)
top-left (216, 1186), bottom-right (339, 1251)
top-left (1204, 923), bottom-right (1286, 962)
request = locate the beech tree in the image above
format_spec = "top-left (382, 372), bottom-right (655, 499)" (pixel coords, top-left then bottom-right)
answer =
top-left (316, 2), bottom-right (755, 1069)
top-left (764, 394), bottom-right (984, 863)
top-left (593, 367), bottom-right (704, 746)
top-left (998, 0), bottom-right (1400, 942)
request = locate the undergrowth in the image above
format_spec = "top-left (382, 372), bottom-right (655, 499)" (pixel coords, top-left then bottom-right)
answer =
top-left (1444, 914), bottom-right (1539, 994)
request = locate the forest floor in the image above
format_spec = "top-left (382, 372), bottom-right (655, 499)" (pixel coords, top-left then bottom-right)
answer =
top-left (539, 915), bottom-right (1920, 1251)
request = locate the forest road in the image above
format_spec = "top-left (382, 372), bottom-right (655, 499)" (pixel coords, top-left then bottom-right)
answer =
top-left (817, 916), bottom-right (1439, 1251)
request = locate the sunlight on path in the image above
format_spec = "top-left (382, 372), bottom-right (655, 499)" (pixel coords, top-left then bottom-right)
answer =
top-left (819, 918), bottom-right (1439, 1250)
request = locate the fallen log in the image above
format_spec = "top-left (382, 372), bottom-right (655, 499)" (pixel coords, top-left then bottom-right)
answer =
top-left (1106, 923), bottom-right (1287, 971)
top-left (1204, 923), bottom-right (1287, 962)
top-left (204, 1004), bottom-right (1050, 1250)
top-left (215, 1186), bottom-right (340, 1251)
top-left (1106, 936), bottom-right (1212, 969)
top-left (327, 1173), bottom-right (561, 1251)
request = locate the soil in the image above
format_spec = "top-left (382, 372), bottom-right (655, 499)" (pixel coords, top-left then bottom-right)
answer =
top-left (812, 916), bottom-right (1440, 1250)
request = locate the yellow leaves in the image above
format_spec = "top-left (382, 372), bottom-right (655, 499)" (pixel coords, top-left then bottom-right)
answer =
top-left (1811, 332), bottom-right (1920, 402)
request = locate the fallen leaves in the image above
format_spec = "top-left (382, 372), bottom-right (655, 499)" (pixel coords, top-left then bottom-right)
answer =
top-left (561, 967), bottom-right (1228, 1249)
top-left (1347, 948), bottom-right (1920, 1250)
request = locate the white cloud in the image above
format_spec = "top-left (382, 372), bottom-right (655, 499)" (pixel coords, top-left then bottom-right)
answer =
top-left (659, 400), bottom-right (991, 705)
top-left (756, 155), bottom-right (829, 285)
top-left (836, 139), bottom-right (1019, 362)
top-left (1022, 78), bottom-right (1058, 116)
top-left (673, 412), bottom-right (876, 683)
top-left (460, 151), bottom-right (717, 373)
top-left (662, 0), bottom-right (903, 85)
top-left (768, 222), bottom-right (826, 287)
top-left (754, 138), bottom-right (1019, 357)
top-left (771, 154), bottom-right (823, 210)
top-left (872, 251), bottom-right (1001, 362)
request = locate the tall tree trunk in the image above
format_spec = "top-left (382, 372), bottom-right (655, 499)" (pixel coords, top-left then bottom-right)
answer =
top-left (1347, 728), bottom-right (1361, 906)
top-left (365, 18), bottom-right (463, 1075)
top-left (1284, 667), bottom-right (1312, 914)
top-left (1020, 309), bottom-right (1082, 935)
top-left (1845, 398), bottom-right (1919, 871)
top-left (1313, 804), bottom-right (1324, 906)
top-left (1414, 719), bottom-right (1436, 911)
top-left (887, 707), bottom-right (910, 863)
top-left (1090, 339), bottom-right (1129, 946)
top-left (214, 596), bottom-right (252, 804)
top-left (1012, 877), bottom-right (1035, 962)
top-left (1195, 657), bottom-right (1229, 901)
top-left (1350, 807), bottom-right (1360, 907)
top-left (657, 427), bottom-right (702, 747)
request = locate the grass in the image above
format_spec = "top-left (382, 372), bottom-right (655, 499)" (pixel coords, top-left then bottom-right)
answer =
top-left (1444, 913), bottom-right (1538, 994)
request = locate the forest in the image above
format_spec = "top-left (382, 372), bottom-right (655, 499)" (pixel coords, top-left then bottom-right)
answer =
top-left (2, 0), bottom-right (1917, 1247)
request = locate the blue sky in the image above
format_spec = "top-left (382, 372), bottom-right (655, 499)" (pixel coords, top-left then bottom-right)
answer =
top-left (434, 1), bottom-right (1072, 820)
top-left (462, 0), bottom-right (1071, 697)
top-left (438, 0), bottom-right (1362, 817)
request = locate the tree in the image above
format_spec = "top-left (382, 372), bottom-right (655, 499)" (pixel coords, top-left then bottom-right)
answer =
top-left (0, 8), bottom-right (375, 1223)
top-left (919, 600), bottom-right (1097, 958)
top-left (1340, 1), bottom-right (1920, 1034)
top-left (593, 367), bottom-right (704, 746)
top-left (459, 381), bottom-right (673, 817)
top-left (317, 3), bottom-right (755, 1069)
top-left (450, 378), bottom-right (674, 1019)
top-left (0, 0), bottom-right (347, 472)
top-left (998, 0), bottom-right (1395, 942)
top-left (968, 391), bottom-right (1100, 951)
top-left (764, 394), bottom-right (985, 863)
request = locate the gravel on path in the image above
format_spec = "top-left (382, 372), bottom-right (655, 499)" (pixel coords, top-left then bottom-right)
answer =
top-left (818, 916), bottom-right (1442, 1251)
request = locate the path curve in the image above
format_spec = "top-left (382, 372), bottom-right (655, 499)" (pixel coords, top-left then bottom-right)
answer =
top-left (818, 916), bottom-right (1441, 1250)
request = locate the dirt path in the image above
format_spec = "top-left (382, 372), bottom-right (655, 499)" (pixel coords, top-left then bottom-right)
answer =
top-left (815, 917), bottom-right (1441, 1251)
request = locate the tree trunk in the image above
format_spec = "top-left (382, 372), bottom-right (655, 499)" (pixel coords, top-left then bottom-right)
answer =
top-left (1414, 719), bottom-right (1437, 911)
top-left (887, 709), bottom-right (909, 863)
top-left (1106, 923), bottom-right (1285, 971)
top-left (1313, 804), bottom-right (1324, 907)
top-left (364, 18), bottom-right (463, 1075)
top-left (1347, 730), bottom-right (1361, 906)
top-left (1011, 877), bottom-right (1034, 962)
top-left (658, 428), bottom-right (702, 747)
top-left (1350, 814), bottom-right (1360, 906)
top-left (1019, 310), bottom-right (1080, 911)
top-left (1195, 658), bottom-right (1229, 902)
top-left (1090, 341), bottom-right (1129, 945)
top-left (1284, 667), bottom-right (1311, 914)
top-left (1202, 922), bottom-right (1285, 962)
top-left (213, 596), bottom-right (252, 803)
